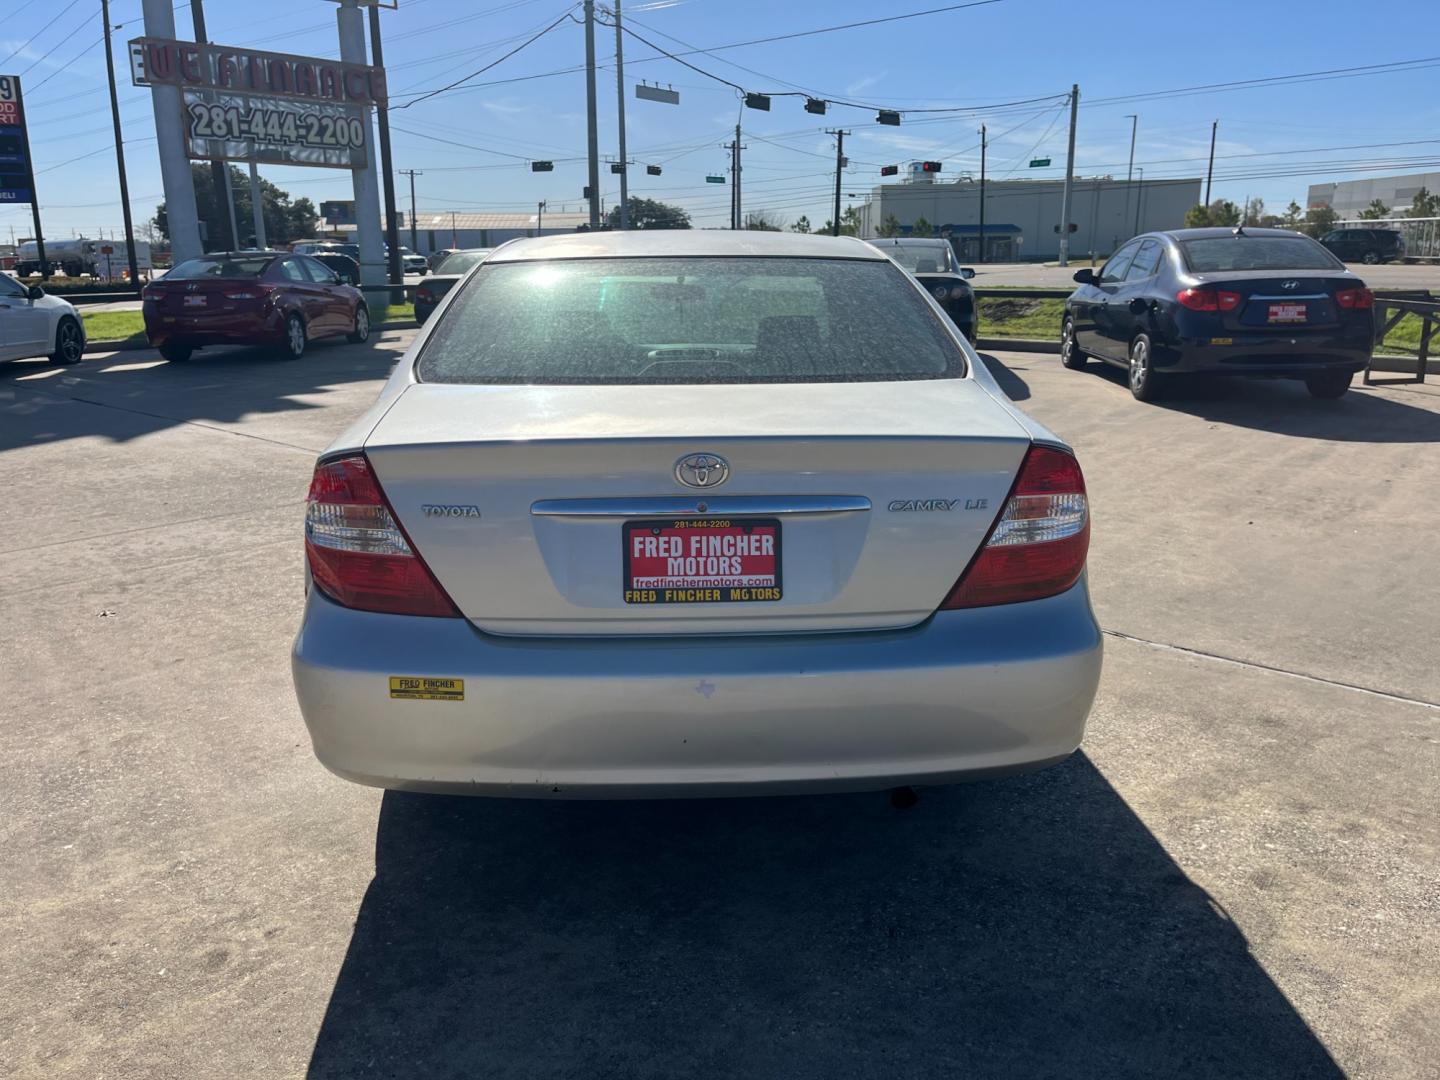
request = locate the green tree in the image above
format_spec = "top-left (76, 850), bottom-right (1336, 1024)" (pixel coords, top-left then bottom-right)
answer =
top-left (605, 196), bottom-right (691, 230)
top-left (789, 215), bottom-right (811, 233)
top-left (1358, 198), bottom-right (1391, 220)
top-left (1184, 203), bottom-right (1212, 228)
top-left (1302, 205), bottom-right (1339, 239)
top-left (1209, 199), bottom-right (1242, 226)
top-left (743, 210), bottom-right (783, 231)
top-left (1282, 200), bottom-right (1304, 228)
top-left (153, 164), bottom-right (318, 249)
top-left (1243, 197), bottom-right (1265, 225)
top-left (909, 215), bottom-right (934, 239)
top-left (819, 205), bottom-right (862, 237)
top-left (876, 213), bottom-right (903, 238)
top-left (1408, 187), bottom-right (1440, 218)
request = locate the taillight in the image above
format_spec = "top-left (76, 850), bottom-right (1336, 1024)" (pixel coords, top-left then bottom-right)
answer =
top-left (1335, 287), bottom-right (1373, 310)
top-left (939, 445), bottom-right (1090, 609)
top-left (304, 454), bottom-right (460, 618)
top-left (416, 285), bottom-right (434, 304)
top-left (223, 284), bottom-right (273, 301)
top-left (143, 287), bottom-right (165, 301)
top-left (1176, 287), bottom-right (1240, 312)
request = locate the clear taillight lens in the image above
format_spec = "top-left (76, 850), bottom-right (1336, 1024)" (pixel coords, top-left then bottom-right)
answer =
top-left (304, 455), bottom-right (459, 618)
top-left (939, 445), bottom-right (1090, 609)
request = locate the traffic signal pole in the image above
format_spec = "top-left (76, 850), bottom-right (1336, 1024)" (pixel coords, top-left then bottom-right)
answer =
top-left (978, 123), bottom-right (986, 263)
top-left (584, 0), bottom-right (601, 228)
top-left (827, 129), bottom-right (848, 236)
top-left (1058, 84), bottom-right (1078, 267)
top-left (613, 0), bottom-right (629, 229)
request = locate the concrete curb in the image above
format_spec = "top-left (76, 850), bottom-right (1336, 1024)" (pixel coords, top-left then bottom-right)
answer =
top-left (82, 320), bottom-right (420, 355)
top-left (977, 336), bottom-right (1438, 375)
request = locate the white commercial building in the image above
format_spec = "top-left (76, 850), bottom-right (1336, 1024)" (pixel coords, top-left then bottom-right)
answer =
top-left (336, 211), bottom-right (592, 255)
top-left (1307, 173), bottom-right (1440, 216)
top-left (856, 166), bottom-right (1202, 261)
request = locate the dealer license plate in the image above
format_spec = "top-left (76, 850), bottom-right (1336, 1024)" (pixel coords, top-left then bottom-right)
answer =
top-left (183, 295), bottom-right (207, 307)
top-left (623, 518), bottom-right (782, 604)
top-left (1267, 302), bottom-right (1306, 323)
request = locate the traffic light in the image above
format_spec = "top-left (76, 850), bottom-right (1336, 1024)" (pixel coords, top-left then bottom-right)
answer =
top-left (584, 186), bottom-right (593, 199)
top-left (610, 162), bottom-right (624, 174)
top-left (1052, 223), bottom-right (1079, 233)
top-left (804, 97), bottom-right (827, 115)
top-left (744, 93), bottom-right (771, 111)
top-left (646, 164), bottom-right (662, 176)
top-left (531, 160), bottom-right (554, 172)
top-left (880, 164), bottom-right (899, 177)
top-left (920, 161), bottom-right (942, 173)
top-left (877, 110), bottom-right (901, 126)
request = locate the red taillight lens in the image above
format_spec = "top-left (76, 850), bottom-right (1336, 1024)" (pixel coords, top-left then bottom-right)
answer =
top-left (304, 454), bottom-right (460, 618)
top-left (224, 284), bottom-right (273, 301)
top-left (416, 285), bottom-right (434, 304)
top-left (1176, 287), bottom-right (1218, 311)
top-left (1335, 286), bottom-right (1373, 310)
top-left (1216, 290), bottom-right (1242, 312)
top-left (143, 287), bottom-right (165, 301)
top-left (939, 445), bottom-right (1090, 609)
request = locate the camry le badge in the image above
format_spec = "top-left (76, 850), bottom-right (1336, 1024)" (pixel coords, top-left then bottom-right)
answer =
top-left (675, 453), bottom-right (730, 489)
top-left (888, 498), bottom-right (988, 512)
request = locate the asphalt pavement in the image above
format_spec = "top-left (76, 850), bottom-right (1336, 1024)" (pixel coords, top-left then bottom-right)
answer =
top-left (2, 334), bottom-right (1436, 1078)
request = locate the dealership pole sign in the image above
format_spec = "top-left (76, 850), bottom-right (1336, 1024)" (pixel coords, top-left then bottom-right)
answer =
top-left (0, 75), bottom-right (37, 204)
top-left (128, 38), bottom-right (386, 169)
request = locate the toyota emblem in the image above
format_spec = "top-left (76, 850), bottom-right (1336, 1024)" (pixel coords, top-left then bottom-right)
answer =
top-left (675, 453), bottom-right (730, 488)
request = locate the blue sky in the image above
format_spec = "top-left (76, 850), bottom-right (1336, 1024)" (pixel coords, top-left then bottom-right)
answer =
top-left (4, 0), bottom-right (1440, 242)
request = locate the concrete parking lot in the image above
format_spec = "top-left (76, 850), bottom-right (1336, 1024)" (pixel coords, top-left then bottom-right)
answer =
top-left (2, 334), bottom-right (1437, 1078)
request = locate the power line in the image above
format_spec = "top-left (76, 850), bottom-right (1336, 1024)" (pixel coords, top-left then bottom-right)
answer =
top-left (1, 0), bottom-right (87, 70)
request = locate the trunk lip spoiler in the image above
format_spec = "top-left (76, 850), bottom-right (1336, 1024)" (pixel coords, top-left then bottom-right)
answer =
top-left (531, 495), bottom-right (871, 518)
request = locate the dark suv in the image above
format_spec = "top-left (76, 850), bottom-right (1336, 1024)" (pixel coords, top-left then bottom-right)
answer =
top-left (1319, 228), bottom-right (1403, 265)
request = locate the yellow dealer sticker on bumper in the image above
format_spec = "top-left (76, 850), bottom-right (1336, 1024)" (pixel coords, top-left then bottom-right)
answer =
top-left (389, 676), bottom-right (464, 702)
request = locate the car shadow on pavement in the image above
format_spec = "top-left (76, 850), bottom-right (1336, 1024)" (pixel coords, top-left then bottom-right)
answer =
top-left (978, 352), bottom-right (1032, 401)
top-left (0, 337), bottom-right (401, 454)
top-left (307, 754), bottom-right (1342, 1080)
top-left (1081, 362), bottom-right (1440, 442)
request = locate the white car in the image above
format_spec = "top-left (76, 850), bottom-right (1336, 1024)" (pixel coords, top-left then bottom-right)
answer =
top-left (291, 231), bottom-right (1101, 799)
top-left (402, 253), bottom-right (429, 275)
top-left (0, 275), bottom-right (86, 364)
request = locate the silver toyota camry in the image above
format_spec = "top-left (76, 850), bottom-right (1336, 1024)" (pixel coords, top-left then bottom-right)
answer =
top-left (291, 230), bottom-right (1102, 798)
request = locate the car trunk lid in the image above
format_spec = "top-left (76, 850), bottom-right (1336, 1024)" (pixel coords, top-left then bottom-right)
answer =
top-left (1188, 272), bottom-right (1361, 332)
top-left (363, 379), bottom-right (1030, 636)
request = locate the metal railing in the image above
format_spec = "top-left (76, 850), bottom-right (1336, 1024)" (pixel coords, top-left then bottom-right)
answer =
top-left (1367, 293), bottom-right (1438, 385)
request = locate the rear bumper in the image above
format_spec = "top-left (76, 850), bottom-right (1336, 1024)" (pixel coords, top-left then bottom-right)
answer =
top-left (291, 579), bottom-right (1103, 799)
top-left (1156, 335), bottom-right (1371, 375)
top-left (143, 308), bottom-right (284, 348)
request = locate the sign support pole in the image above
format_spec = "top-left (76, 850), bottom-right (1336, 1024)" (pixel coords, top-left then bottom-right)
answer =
top-left (248, 163), bottom-right (266, 249)
top-left (336, 0), bottom-right (387, 303)
top-left (140, 0), bottom-right (201, 263)
top-left (188, 0), bottom-right (235, 252)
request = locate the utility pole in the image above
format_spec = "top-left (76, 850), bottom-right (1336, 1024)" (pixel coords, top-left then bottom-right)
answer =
top-left (450, 211), bottom-right (457, 247)
top-left (1122, 114), bottom-right (1137, 240)
top-left (537, 200), bottom-right (545, 234)
top-left (1058, 83), bottom-right (1078, 267)
top-left (400, 169), bottom-right (421, 251)
top-left (978, 123), bottom-right (986, 263)
top-left (583, 0), bottom-right (601, 229)
top-left (612, 0), bottom-right (629, 229)
top-left (735, 122), bottom-right (744, 228)
top-left (1205, 119), bottom-right (1217, 205)
top-left (190, 0), bottom-right (234, 252)
top-left (248, 162), bottom-right (266, 249)
top-left (1135, 167), bottom-right (1144, 234)
top-left (369, 3), bottom-right (402, 288)
top-left (100, 0), bottom-right (139, 286)
top-left (827, 129), bottom-right (849, 236)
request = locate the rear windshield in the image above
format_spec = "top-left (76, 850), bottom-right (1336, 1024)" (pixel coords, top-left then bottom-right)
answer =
top-left (417, 256), bottom-right (966, 385)
top-left (881, 243), bottom-right (953, 274)
top-left (435, 250), bottom-right (491, 275)
top-left (1179, 236), bottom-right (1339, 272)
top-left (167, 256), bottom-right (274, 279)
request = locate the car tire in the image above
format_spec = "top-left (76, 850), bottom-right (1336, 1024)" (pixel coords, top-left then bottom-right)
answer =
top-left (1361, 250), bottom-right (1381, 265)
top-left (1305, 370), bottom-right (1352, 399)
top-left (1127, 333), bottom-right (1164, 402)
top-left (49, 316), bottom-right (84, 364)
top-left (1060, 317), bottom-right (1087, 369)
top-left (158, 344), bottom-right (193, 363)
top-left (279, 313), bottom-right (307, 360)
top-left (347, 304), bottom-right (370, 344)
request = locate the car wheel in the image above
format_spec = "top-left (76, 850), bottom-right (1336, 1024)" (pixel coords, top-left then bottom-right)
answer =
top-left (158, 344), bottom-right (193, 363)
top-left (1361, 250), bottom-right (1381, 265)
top-left (279, 313), bottom-right (307, 360)
top-left (50, 316), bottom-right (84, 364)
top-left (1305, 370), bottom-right (1352, 399)
top-left (1127, 333), bottom-right (1163, 402)
top-left (347, 304), bottom-right (370, 344)
top-left (1060, 317), bottom-right (1087, 369)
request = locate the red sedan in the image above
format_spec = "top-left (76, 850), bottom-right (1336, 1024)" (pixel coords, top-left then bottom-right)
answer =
top-left (142, 251), bottom-right (370, 362)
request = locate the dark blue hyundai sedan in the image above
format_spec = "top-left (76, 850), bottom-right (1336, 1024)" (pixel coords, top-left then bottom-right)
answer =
top-left (1060, 227), bottom-right (1374, 401)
